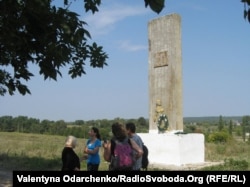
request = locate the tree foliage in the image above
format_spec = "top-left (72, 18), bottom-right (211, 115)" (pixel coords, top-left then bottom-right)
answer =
top-left (1, 0), bottom-right (248, 96)
top-left (144, 0), bottom-right (165, 14)
top-left (0, 0), bottom-right (166, 96)
top-left (0, 0), bottom-right (108, 96)
top-left (242, 115), bottom-right (250, 141)
top-left (242, 0), bottom-right (250, 22)
top-left (218, 115), bottom-right (224, 131)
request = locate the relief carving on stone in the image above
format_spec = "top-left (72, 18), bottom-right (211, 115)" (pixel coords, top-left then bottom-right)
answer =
top-left (154, 51), bottom-right (168, 68)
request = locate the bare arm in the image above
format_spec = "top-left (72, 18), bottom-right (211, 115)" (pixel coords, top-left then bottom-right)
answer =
top-left (103, 141), bottom-right (111, 162)
top-left (84, 146), bottom-right (99, 154)
top-left (130, 138), bottom-right (143, 159)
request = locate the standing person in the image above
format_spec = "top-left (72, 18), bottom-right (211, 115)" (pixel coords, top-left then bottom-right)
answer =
top-left (125, 122), bottom-right (144, 171)
top-left (103, 122), bottom-right (143, 171)
top-left (61, 135), bottom-right (80, 171)
top-left (83, 127), bottom-right (102, 171)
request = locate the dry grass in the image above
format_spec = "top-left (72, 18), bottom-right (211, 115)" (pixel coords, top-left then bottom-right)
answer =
top-left (0, 132), bottom-right (110, 171)
top-left (0, 132), bottom-right (249, 171)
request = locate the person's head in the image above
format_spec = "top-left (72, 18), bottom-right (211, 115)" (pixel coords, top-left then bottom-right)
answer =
top-left (125, 122), bottom-right (136, 136)
top-left (65, 135), bottom-right (77, 148)
top-left (112, 122), bottom-right (127, 141)
top-left (89, 127), bottom-right (101, 140)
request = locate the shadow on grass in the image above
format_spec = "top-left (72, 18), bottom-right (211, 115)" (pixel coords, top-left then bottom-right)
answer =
top-left (0, 153), bottom-right (61, 171)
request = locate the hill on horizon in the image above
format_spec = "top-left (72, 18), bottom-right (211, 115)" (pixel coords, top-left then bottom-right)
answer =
top-left (183, 116), bottom-right (243, 123)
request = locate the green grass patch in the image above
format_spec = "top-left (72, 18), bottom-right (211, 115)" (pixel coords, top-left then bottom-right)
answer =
top-left (0, 132), bottom-right (250, 171)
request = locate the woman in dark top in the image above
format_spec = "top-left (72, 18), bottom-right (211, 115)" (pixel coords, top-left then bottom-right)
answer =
top-left (61, 135), bottom-right (80, 171)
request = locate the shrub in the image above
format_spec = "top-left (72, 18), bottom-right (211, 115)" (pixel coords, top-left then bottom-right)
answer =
top-left (207, 131), bottom-right (231, 143)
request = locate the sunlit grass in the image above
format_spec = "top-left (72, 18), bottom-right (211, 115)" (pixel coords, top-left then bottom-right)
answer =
top-left (0, 132), bottom-right (249, 171)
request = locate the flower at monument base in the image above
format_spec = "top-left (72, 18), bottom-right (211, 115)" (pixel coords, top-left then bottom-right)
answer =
top-left (157, 114), bottom-right (169, 133)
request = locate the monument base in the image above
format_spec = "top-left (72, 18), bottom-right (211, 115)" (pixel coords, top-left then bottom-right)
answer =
top-left (138, 132), bottom-right (205, 167)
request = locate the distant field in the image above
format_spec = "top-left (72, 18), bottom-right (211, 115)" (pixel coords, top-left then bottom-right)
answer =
top-left (0, 132), bottom-right (109, 171)
top-left (184, 116), bottom-right (243, 123)
top-left (0, 131), bottom-right (249, 171)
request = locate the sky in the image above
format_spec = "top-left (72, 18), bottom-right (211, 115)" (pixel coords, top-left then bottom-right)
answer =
top-left (1, 0), bottom-right (250, 122)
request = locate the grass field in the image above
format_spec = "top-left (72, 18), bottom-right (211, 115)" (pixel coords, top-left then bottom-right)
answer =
top-left (0, 132), bottom-right (249, 171)
top-left (0, 132), bottom-right (109, 171)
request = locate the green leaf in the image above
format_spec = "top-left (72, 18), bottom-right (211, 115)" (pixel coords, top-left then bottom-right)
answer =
top-left (248, 8), bottom-right (250, 22)
top-left (145, 0), bottom-right (165, 14)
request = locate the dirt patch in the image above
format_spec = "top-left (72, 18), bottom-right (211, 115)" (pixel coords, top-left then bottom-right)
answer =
top-left (149, 161), bottom-right (224, 170)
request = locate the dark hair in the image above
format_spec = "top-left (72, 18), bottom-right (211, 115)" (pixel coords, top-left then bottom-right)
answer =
top-left (125, 122), bottom-right (136, 133)
top-left (112, 122), bottom-right (127, 142)
top-left (92, 127), bottom-right (101, 140)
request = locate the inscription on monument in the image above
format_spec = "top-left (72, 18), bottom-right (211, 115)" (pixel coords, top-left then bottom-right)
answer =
top-left (154, 51), bottom-right (168, 68)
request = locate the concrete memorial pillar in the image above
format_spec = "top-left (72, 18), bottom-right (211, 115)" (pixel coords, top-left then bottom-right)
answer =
top-left (138, 14), bottom-right (204, 167)
top-left (148, 13), bottom-right (183, 133)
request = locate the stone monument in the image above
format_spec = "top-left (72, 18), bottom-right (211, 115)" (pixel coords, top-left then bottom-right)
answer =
top-left (148, 13), bottom-right (183, 133)
top-left (138, 13), bottom-right (205, 167)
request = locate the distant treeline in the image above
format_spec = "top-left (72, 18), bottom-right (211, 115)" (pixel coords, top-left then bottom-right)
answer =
top-left (184, 116), bottom-right (243, 123)
top-left (0, 115), bottom-right (148, 140)
top-left (0, 115), bottom-right (248, 140)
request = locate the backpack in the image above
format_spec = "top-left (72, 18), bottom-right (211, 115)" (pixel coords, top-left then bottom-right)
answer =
top-left (109, 138), bottom-right (134, 171)
top-left (141, 144), bottom-right (149, 170)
